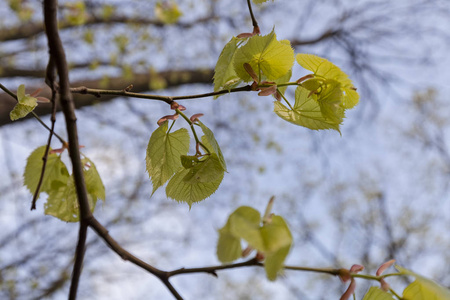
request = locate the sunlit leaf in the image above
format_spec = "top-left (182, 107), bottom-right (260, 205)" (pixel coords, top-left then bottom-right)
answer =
top-left (214, 37), bottom-right (243, 98)
top-left (228, 206), bottom-right (264, 251)
top-left (45, 176), bottom-right (79, 222)
top-left (261, 215), bottom-right (292, 280)
top-left (362, 287), bottom-right (395, 300)
top-left (82, 157), bottom-right (105, 202)
top-left (397, 266), bottom-right (450, 300)
top-left (296, 53), bottom-right (359, 108)
top-left (146, 121), bottom-right (190, 195)
top-left (182, 154), bottom-right (224, 183)
top-left (234, 31), bottom-right (294, 82)
top-left (217, 229), bottom-right (242, 263)
top-left (252, 0), bottom-right (273, 4)
top-left (165, 167), bottom-right (223, 208)
top-left (10, 84), bottom-right (38, 121)
top-left (273, 86), bottom-right (343, 132)
top-left (198, 121), bottom-right (227, 171)
top-left (23, 146), bottom-right (70, 199)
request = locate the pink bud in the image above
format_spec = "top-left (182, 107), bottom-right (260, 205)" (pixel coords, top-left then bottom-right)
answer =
top-left (380, 278), bottom-right (390, 291)
top-left (296, 74), bottom-right (314, 84)
top-left (190, 113), bottom-right (204, 123)
top-left (258, 85), bottom-right (277, 96)
top-left (170, 102), bottom-right (180, 110)
top-left (30, 88), bottom-right (43, 97)
top-left (340, 279), bottom-right (356, 300)
top-left (376, 259), bottom-right (395, 276)
top-left (237, 32), bottom-right (254, 39)
top-left (255, 252), bottom-right (265, 261)
top-left (178, 105), bottom-right (186, 111)
top-left (349, 264), bottom-right (364, 274)
top-left (36, 97), bottom-right (51, 103)
top-left (242, 246), bottom-right (253, 258)
top-left (243, 63), bottom-right (259, 82)
top-left (157, 114), bottom-right (179, 126)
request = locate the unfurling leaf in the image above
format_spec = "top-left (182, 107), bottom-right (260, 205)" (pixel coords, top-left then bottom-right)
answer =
top-left (396, 266), bottom-right (450, 300)
top-left (146, 121), bottom-right (190, 195)
top-left (10, 84), bottom-right (38, 121)
top-left (213, 37), bottom-right (243, 98)
top-left (234, 30), bottom-right (294, 82)
top-left (252, 0), bottom-right (273, 4)
top-left (296, 54), bottom-right (359, 108)
top-left (274, 86), bottom-right (344, 132)
top-left (217, 205), bottom-right (293, 281)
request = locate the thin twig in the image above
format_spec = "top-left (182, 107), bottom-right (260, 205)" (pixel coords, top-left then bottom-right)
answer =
top-left (70, 85), bottom-right (252, 103)
top-left (246, 0), bottom-right (259, 31)
top-left (31, 58), bottom-right (58, 210)
top-left (43, 1), bottom-right (92, 299)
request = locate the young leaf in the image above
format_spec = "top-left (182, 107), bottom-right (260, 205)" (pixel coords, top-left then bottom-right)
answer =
top-left (362, 287), bottom-right (394, 300)
top-left (217, 206), bottom-right (263, 263)
top-left (165, 167), bottom-right (224, 208)
top-left (10, 84), bottom-right (38, 121)
top-left (217, 228), bottom-right (242, 263)
top-left (234, 31), bottom-right (294, 82)
top-left (252, 0), bottom-right (272, 3)
top-left (23, 146), bottom-right (70, 199)
top-left (396, 266), bottom-right (450, 300)
top-left (146, 121), bottom-right (190, 195)
top-left (182, 154), bottom-right (224, 184)
top-left (273, 86), bottom-right (343, 132)
top-left (274, 69), bottom-right (292, 98)
top-left (180, 155), bottom-right (199, 169)
top-left (260, 215), bottom-right (293, 281)
top-left (82, 157), bottom-right (105, 202)
top-left (214, 37), bottom-right (243, 97)
top-left (198, 121), bottom-right (227, 171)
top-left (296, 54), bottom-right (359, 108)
top-left (44, 177), bottom-right (79, 222)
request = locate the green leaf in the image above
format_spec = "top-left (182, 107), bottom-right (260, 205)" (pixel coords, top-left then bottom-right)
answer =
top-left (396, 266), bottom-right (450, 300)
top-left (10, 84), bottom-right (38, 121)
top-left (228, 206), bottom-right (264, 251)
top-left (260, 215), bottom-right (293, 281)
top-left (180, 155), bottom-right (199, 169)
top-left (296, 53), bottom-right (359, 108)
top-left (252, 0), bottom-right (273, 4)
top-left (198, 121), bottom-right (227, 171)
top-left (234, 31), bottom-right (294, 82)
top-left (44, 157), bottom-right (105, 222)
top-left (182, 153), bottom-right (224, 184)
top-left (146, 122), bottom-right (190, 195)
top-left (362, 287), bottom-right (395, 300)
top-left (217, 229), bottom-right (242, 263)
top-left (213, 37), bottom-right (243, 98)
top-left (45, 176), bottom-right (79, 222)
top-left (82, 157), bottom-right (105, 202)
top-left (155, 1), bottom-right (182, 24)
top-left (273, 86), bottom-right (343, 132)
top-left (165, 167), bottom-right (224, 208)
top-left (23, 146), bottom-right (70, 199)
top-left (217, 206), bottom-right (262, 263)
top-left (274, 69), bottom-right (292, 98)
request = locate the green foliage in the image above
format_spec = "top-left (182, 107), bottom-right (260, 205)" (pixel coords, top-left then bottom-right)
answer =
top-left (397, 266), bottom-right (450, 300)
top-left (24, 146), bottom-right (105, 222)
top-left (10, 84), bottom-right (37, 121)
top-left (217, 206), bottom-right (293, 281)
top-left (198, 121), bottom-right (227, 171)
top-left (252, 0), bottom-right (273, 3)
top-left (146, 121), bottom-right (190, 195)
top-left (155, 1), bottom-right (182, 24)
top-left (274, 86), bottom-right (343, 132)
top-left (23, 146), bottom-right (69, 198)
top-left (65, 1), bottom-right (87, 26)
top-left (296, 54), bottom-right (359, 109)
top-left (234, 31), bottom-right (294, 82)
top-left (362, 287), bottom-right (394, 300)
top-left (213, 37), bottom-right (243, 97)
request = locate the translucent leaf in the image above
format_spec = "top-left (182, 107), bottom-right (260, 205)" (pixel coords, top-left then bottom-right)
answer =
top-left (273, 86), bottom-right (343, 132)
top-left (234, 31), bottom-right (294, 82)
top-left (315, 80), bottom-right (345, 124)
top-left (217, 229), bottom-right (242, 263)
top-left (146, 122), bottom-right (190, 195)
top-left (182, 153), bottom-right (224, 183)
top-left (155, 1), bottom-right (182, 24)
top-left (82, 157), bottom-right (105, 202)
top-left (10, 84), bottom-right (38, 121)
top-left (214, 37), bottom-right (243, 98)
top-left (23, 146), bottom-right (70, 199)
top-left (180, 155), bottom-right (199, 169)
top-left (362, 287), bottom-right (395, 300)
top-left (166, 167), bottom-right (223, 208)
top-left (252, 0), bottom-right (273, 4)
top-left (228, 206), bottom-right (264, 251)
top-left (274, 69), bottom-right (292, 98)
top-left (45, 177), bottom-right (79, 222)
top-left (396, 266), bottom-right (450, 300)
top-left (296, 54), bottom-right (359, 108)
top-left (260, 215), bottom-right (292, 280)
top-left (198, 121), bottom-right (227, 171)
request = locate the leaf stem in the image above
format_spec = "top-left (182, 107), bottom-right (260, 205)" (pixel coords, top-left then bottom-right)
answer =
top-left (175, 109), bottom-right (210, 154)
top-left (277, 88), bottom-right (294, 110)
top-left (246, 0), bottom-right (259, 30)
